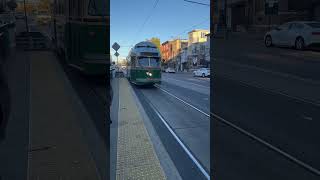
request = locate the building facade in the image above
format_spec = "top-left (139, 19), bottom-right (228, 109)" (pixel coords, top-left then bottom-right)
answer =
top-left (160, 38), bottom-right (188, 71)
top-left (187, 29), bottom-right (210, 68)
top-left (160, 41), bottom-right (170, 62)
top-left (213, 0), bottom-right (320, 33)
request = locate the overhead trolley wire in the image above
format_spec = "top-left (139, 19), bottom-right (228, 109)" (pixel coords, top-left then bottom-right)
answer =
top-left (183, 0), bottom-right (210, 6)
top-left (130, 0), bottom-right (160, 47)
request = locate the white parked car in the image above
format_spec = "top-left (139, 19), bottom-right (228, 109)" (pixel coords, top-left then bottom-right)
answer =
top-left (193, 68), bottom-right (210, 77)
top-left (165, 67), bottom-right (175, 73)
top-left (264, 21), bottom-right (320, 50)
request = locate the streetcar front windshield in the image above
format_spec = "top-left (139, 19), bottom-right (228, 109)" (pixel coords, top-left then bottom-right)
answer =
top-left (137, 57), bottom-right (149, 67)
top-left (88, 0), bottom-right (107, 16)
top-left (149, 58), bottom-right (160, 67)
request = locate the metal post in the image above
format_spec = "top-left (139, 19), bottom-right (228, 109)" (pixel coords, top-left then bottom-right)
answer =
top-left (23, 0), bottom-right (29, 32)
top-left (116, 54), bottom-right (119, 71)
top-left (225, 0), bottom-right (228, 39)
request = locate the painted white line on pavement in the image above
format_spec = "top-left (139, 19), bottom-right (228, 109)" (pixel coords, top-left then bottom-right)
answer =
top-left (155, 85), bottom-right (210, 117)
top-left (211, 113), bottom-right (320, 177)
top-left (147, 95), bottom-right (210, 180)
top-left (219, 74), bottom-right (320, 107)
top-left (163, 77), bottom-right (209, 89)
top-left (187, 78), bottom-right (210, 83)
top-left (216, 59), bottom-right (320, 85)
top-left (156, 85), bottom-right (320, 177)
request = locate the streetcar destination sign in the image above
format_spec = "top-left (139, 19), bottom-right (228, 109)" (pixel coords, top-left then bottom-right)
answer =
top-left (112, 42), bottom-right (120, 51)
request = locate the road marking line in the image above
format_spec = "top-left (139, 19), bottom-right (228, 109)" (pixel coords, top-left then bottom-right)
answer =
top-left (156, 85), bottom-right (320, 177)
top-left (217, 74), bottom-right (320, 107)
top-left (155, 85), bottom-right (210, 117)
top-left (301, 115), bottom-right (313, 121)
top-left (215, 59), bottom-right (320, 85)
top-left (163, 77), bottom-right (209, 89)
top-left (146, 93), bottom-right (210, 180)
top-left (211, 113), bottom-right (320, 176)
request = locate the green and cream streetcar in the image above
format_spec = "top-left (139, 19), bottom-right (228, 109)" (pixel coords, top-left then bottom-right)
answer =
top-left (127, 41), bottom-right (161, 85)
top-left (51, 0), bottom-right (109, 75)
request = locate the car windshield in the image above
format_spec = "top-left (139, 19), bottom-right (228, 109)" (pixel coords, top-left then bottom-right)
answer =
top-left (305, 23), bottom-right (320, 28)
top-left (88, 0), bottom-right (107, 16)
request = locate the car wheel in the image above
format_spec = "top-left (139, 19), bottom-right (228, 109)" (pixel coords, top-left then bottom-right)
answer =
top-left (295, 37), bottom-right (305, 50)
top-left (265, 35), bottom-right (273, 47)
top-left (202, 73), bottom-right (205, 78)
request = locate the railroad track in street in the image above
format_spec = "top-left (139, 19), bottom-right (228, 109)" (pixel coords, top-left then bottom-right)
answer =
top-left (154, 83), bottom-right (320, 178)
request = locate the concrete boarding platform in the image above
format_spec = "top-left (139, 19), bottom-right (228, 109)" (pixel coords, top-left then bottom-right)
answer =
top-left (116, 78), bottom-right (166, 179)
top-left (28, 51), bottom-right (101, 179)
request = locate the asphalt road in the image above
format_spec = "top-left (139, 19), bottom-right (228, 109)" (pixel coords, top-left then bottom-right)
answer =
top-left (133, 72), bottom-right (210, 179)
top-left (213, 33), bottom-right (320, 81)
top-left (134, 71), bottom-right (320, 180)
top-left (212, 33), bottom-right (320, 179)
top-left (212, 76), bottom-right (320, 180)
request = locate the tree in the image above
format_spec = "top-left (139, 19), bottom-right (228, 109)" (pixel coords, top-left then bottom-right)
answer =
top-left (38, 0), bottom-right (51, 12)
top-left (7, 0), bottom-right (17, 11)
top-left (149, 37), bottom-right (161, 50)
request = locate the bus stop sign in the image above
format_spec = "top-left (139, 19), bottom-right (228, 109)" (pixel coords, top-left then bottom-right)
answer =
top-left (265, 0), bottom-right (278, 15)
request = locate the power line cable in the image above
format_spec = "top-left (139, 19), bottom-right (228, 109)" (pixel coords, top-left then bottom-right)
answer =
top-left (130, 0), bottom-right (160, 47)
top-left (183, 0), bottom-right (210, 6)
top-left (165, 18), bottom-right (210, 41)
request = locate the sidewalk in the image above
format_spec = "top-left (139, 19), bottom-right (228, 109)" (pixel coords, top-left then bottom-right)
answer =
top-left (116, 78), bottom-right (166, 179)
top-left (28, 51), bottom-right (101, 179)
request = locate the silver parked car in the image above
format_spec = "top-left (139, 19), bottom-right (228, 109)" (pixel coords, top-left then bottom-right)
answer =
top-left (264, 21), bottom-right (320, 50)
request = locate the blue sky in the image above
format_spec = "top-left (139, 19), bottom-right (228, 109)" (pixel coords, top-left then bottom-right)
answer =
top-left (110, 0), bottom-right (210, 61)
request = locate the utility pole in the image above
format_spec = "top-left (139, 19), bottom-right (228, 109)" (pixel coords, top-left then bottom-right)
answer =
top-left (23, 0), bottom-right (29, 32)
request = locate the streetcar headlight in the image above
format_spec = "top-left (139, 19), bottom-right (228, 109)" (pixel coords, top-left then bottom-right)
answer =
top-left (146, 72), bottom-right (152, 77)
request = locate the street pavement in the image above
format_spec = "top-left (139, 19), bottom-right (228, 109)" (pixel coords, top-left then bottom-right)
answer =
top-left (132, 72), bottom-right (210, 179)
top-left (212, 76), bottom-right (320, 180)
top-left (212, 32), bottom-right (320, 179)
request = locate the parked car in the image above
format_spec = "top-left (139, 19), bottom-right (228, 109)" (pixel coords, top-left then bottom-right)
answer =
top-left (165, 67), bottom-right (175, 73)
top-left (264, 21), bottom-right (320, 50)
top-left (193, 68), bottom-right (210, 77)
top-left (15, 12), bottom-right (25, 20)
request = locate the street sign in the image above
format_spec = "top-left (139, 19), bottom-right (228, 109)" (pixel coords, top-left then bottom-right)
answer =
top-left (265, 0), bottom-right (278, 15)
top-left (114, 52), bottom-right (119, 57)
top-left (112, 42), bottom-right (120, 51)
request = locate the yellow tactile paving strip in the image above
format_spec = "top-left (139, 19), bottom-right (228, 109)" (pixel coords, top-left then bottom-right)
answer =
top-left (116, 78), bottom-right (166, 180)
